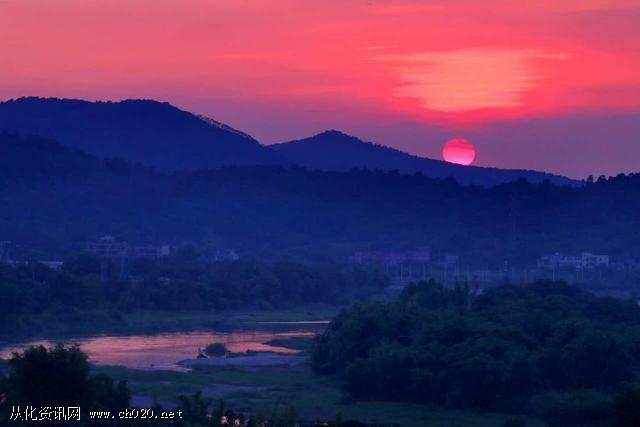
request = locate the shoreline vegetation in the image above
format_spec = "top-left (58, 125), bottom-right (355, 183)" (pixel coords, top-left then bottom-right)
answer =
top-left (0, 306), bottom-right (336, 346)
top-left (0, 343), bottom-right (548, 427)
top-left (3, 281), bottom-right (640, 426)
top-left (312, 280), bottom-right (640, 427)
top-left (0, 255), bottom-right (387, 342)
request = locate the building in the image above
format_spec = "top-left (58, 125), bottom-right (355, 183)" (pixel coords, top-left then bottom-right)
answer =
top-left (39, 260), bottom-right (64, 270)
top-left (4, 260), bottom-right (63, 270)
top-left (348, 247), bottom-right (430, 266)
top-left (581, 252), bottom-right (609, 268)
top-left (538, 252), bottom-right (609, 270)
top-left (134, 244), bottom-right (175, 259)
top-left (611, 257), bottom-right (640, 272)
top-left (87, 235), bottom-right (129, 258)
top-left (213, 248), bottom-right (239, 262)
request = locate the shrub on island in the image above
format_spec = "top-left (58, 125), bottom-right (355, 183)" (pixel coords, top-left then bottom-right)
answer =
top-left (204, 342), bottom-right (228, 357)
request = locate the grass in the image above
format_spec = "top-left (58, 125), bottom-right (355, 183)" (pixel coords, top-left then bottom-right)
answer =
top-left (94, 363), bottom-right (549, 427)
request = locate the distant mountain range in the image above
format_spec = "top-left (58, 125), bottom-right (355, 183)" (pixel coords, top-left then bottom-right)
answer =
top-left (272, 130), bottom-right (577, 186)
top-left (0, 97), bottom-right (577, 186)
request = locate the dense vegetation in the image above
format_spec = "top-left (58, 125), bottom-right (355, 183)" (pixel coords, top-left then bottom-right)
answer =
top-left (1, 345), bottom-right (394, 426)
top-left (0, 344), bottom-right (130, 425)
top-left (2, 132), bottom-right (640, 267)
top-left (0, 254), bottom-right (387, 339)
top-left (312, 281), bottom-right (640, 426)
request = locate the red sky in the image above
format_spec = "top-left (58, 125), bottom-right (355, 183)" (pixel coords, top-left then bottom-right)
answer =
top-left (1, 0), bottom-right (639, 178)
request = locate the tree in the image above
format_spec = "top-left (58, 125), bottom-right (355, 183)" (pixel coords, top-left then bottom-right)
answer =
top-left (0, 345), bottom-right (130, 423)
top-left (311, 281), bottom-right (640, 414)
top-left (176, 391), bottom-right (210, 426)
top-left (4, 344), bottom-right (92, 409)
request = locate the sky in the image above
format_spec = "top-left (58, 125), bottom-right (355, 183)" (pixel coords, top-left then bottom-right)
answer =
top-left (1, 0), bottom-right (639, 178)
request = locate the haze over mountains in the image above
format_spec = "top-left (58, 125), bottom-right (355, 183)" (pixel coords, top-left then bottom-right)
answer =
top-left (0, 97), bottom-right (577, 186)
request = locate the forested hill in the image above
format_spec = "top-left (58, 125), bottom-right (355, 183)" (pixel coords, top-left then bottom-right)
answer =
top-left (1, 96), bottom-right (579, 187)
top-left (1, 132), bottom-right (639, 263)
top-left (0, 97), bottom-right (284, 171)
top-left (272, 130), bottom-right (577, 187)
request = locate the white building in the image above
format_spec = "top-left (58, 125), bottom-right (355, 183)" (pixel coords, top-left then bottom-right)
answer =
top-left (134, 244), bottom-right (175, 259)
top-left (348, 247), bottom-right (430, 266)
top-left (580, 252), bottom-right (609, 268)
top-left (214, 248), bottom-right (239, 262)
top-left (538, 252), bottom-right (609, 270)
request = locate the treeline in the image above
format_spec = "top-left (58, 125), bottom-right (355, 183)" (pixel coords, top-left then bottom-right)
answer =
top-left (3, 132), bottom-right (640, 266)
top-left (312, 280), bottom-right (640, 426)
top-left (0, 255), bottom-right (388, 338)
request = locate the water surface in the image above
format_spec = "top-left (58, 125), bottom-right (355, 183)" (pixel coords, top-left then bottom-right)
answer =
top-left (0, 323), bottom-right (326, 371)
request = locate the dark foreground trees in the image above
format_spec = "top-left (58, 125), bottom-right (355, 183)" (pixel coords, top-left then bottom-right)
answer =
top-left (312, 280), bottom-right (640, 426)
top-left (0, 345), bottom-right (397, 427)
top-left (0, 344), bottom-right (130, 425)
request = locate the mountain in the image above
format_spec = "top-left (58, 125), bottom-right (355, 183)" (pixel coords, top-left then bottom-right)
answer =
top-left (2, 132), bottom-right (639, 266)
top-left (271, 130), bottom-right (578, 187)
top-left (0, 97), bottom-right (578, 186)
top-left (0, 97), bottom-right (284, 172)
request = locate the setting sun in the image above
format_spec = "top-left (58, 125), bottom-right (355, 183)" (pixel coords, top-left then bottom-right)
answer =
top-left (442, 138), bottom-right (476, 166)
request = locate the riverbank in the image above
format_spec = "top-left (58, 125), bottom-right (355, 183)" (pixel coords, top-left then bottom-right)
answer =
top-left (177, 354), bottom-right (307, 368)
top-left (95, 362), bottom-right (547, 427)
top-left (0, 306), bottom-right (338, 344)
top-left (0, 326), bottom-right (323, 372)
top-left (1, 324), bottom-right (550, 426)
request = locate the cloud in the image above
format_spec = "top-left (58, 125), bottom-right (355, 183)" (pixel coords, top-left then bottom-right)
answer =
top-left (375, 49), bottom-right (569, 112)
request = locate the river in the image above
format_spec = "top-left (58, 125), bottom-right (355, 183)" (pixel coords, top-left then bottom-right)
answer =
top-left (0, 321), bottom-right (328, 371)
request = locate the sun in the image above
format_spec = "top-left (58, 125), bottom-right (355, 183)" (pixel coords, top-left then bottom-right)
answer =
top-left (442, 138), bottom-right (476, 166)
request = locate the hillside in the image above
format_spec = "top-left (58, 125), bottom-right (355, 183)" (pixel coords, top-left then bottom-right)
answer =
top-left (0, 97), bottom-right (583, 186)
top-left (0, 97), bottom-right (284, 171)
top-left (271, 130), bottom-right (577, 187)
top-left (1, 132), bottom-right (639, 264)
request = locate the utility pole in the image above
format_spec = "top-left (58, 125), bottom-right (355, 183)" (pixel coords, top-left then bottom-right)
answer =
top-left (87, 236), bottom-right (129, 284)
